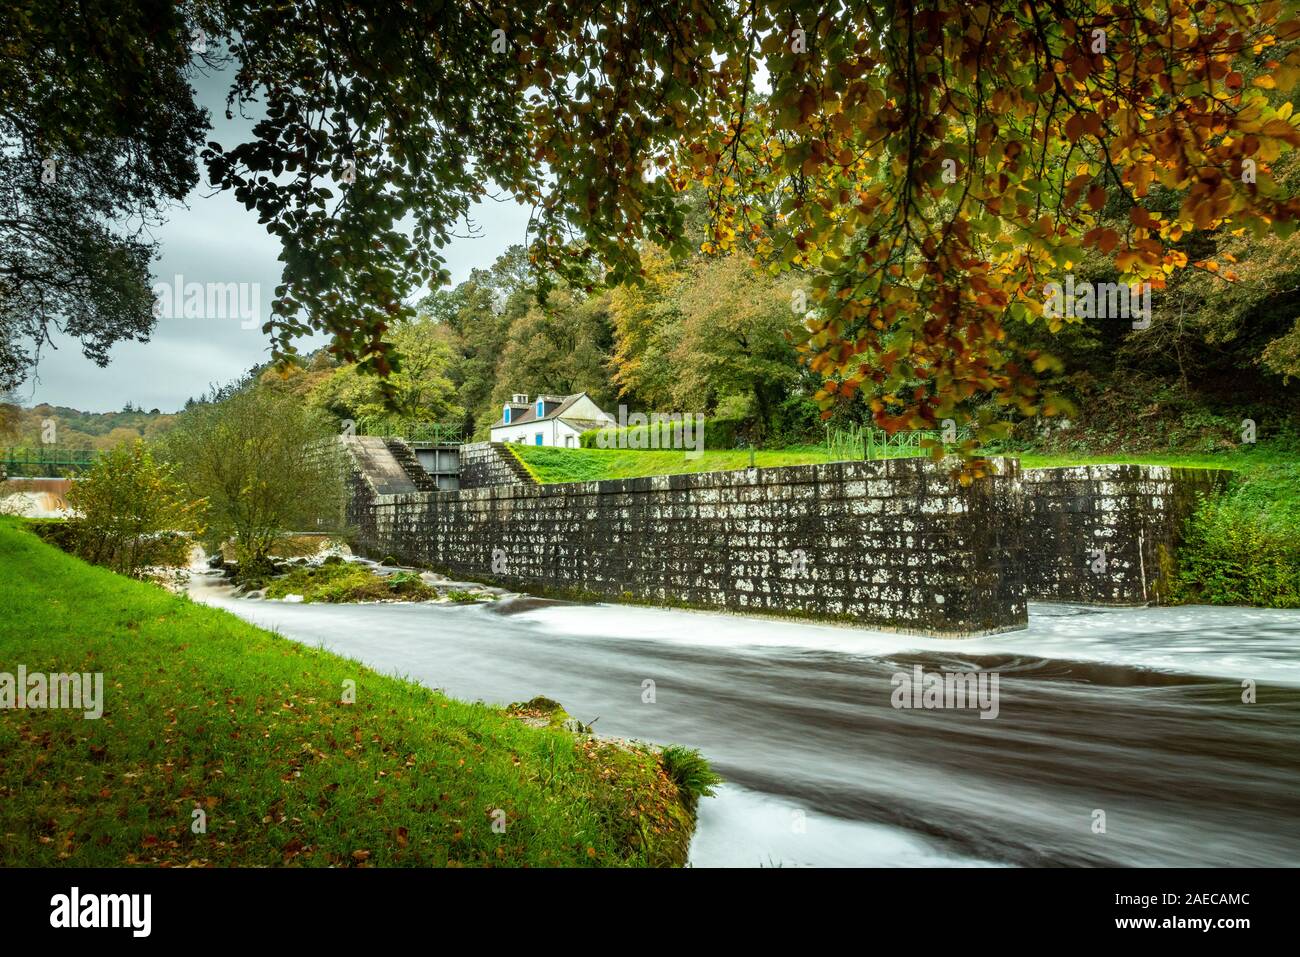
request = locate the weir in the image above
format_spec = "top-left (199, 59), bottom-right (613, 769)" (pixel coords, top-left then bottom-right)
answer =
top-left (339, 437), bottom-right (1229, 637)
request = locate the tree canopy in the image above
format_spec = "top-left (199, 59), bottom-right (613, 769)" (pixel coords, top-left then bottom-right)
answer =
top-left (201, 0), bottom-right (1300, 452)
top-left (0, 0), bottom-right (209, 389)
top-left (6, 1), bottom-right (1299, 456)
top-left (676, 2), bottom-right (1300, 461)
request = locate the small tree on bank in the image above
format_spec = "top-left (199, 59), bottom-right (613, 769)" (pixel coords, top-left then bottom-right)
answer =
top-left (62, 441), bottom-right (201, 577)
top-left (163, 385), bottom-right (347, 576)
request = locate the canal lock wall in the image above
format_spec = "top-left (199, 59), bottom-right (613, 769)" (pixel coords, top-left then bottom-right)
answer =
top-left (1019, 464), bottom-right (1228, 605)
top-left (341, 438), bottom-right (1228, 637)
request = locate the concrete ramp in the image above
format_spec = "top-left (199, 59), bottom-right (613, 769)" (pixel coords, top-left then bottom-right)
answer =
top-left (340, 436), bottom-right (424, 495)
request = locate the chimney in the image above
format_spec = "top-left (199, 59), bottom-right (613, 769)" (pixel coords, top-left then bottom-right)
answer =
top-left (511, 393), bottom-right (528, 404)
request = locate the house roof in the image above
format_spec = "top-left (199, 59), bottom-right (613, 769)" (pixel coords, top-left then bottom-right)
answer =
top-left (490, 392), bottom-right (589, 429)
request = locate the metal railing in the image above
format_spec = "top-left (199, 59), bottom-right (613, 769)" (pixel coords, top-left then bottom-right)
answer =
top-left (824, 424), bottom-right (971, 461)
top-left (1, 446), bottom-right (100, 476)
top-left (354, 418), bottom-right (465, 445)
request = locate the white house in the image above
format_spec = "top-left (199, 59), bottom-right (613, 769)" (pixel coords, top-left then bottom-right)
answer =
top-left (489, 392), bottom-right (616, 448)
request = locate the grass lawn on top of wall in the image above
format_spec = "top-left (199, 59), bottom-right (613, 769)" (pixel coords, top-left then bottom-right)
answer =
top-left (508, 441), bottom-right (1291, 485)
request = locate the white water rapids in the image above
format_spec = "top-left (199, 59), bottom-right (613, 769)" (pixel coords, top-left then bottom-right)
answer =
top-left (187, 566), bottom-right (1300, 867)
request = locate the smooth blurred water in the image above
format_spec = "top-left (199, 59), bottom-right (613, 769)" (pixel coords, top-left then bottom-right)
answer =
top-left (188, 571), bottom-right (1300, 867)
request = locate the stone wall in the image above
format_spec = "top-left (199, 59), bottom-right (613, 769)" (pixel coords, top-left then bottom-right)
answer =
top-left (458, 442), bottom-right (537, 489)
top-left (345, 443), bottom-right (1233, 634)
top-left (347, 456), bottom-right (1026, 637)
top-left (1020, 465), bottom-right (1228, 604)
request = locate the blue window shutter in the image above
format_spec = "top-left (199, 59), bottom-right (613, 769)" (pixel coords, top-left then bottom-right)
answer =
top-left (536, 400), bottom-right (544, 417)
top-left (503, 406), bottom-right (510, 424)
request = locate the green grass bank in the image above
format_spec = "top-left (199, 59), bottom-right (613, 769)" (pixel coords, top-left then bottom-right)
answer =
top-left (0, 518), bottom-right (710, 866)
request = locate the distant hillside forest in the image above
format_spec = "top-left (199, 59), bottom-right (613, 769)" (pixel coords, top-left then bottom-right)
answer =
top-left (4, 171), bottom-right (1300, 456)
top-left (0, 402), bottom-right (177, 450)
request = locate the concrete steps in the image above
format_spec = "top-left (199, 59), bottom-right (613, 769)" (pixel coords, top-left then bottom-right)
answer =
top-left (459, 442), bottom-right (537, 489)
top-left (383, 438), bottom-right (439, 492)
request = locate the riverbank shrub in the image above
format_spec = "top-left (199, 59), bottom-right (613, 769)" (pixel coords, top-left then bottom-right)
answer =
top-left (49, 441), bottom-right (200, 578)
top-left (161, 383), bottom-right (347, 579)
top-left (659, 745), bottom-right (722, 811)
top-left (1172, 463), bottom-right (1300, 608)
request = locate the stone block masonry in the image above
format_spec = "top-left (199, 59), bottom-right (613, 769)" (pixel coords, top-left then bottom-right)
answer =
top-left (347, 455), bottom-right (1027, 637)
top-left (458, 442), bottom-right (537, 489)
top-left (344, 442), bottom-right (1233, 636)
top-left (1020, 465), bottom-right (1229, 604)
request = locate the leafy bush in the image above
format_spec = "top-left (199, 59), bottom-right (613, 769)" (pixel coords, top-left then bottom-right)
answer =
top-left (658, 745), bottom-right (722, 810)
top-left (52, 441), bottom-right (201, 578)
top-left (766, 393), bottom-right (823, 447)
top-left (162, 384), bottom-right (347, 578)
top-left (702, 416), bottom-right (745, 449)
top-left (1173, 464), bottom-right (1300, 608)
top-left (28, 519), bottom-right (78, 552)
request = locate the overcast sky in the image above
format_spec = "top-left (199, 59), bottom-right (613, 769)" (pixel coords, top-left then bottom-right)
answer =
top-left (21, 67), bottom-right (532, 413)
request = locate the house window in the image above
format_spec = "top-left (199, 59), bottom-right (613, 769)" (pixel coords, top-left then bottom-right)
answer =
top-left (536, 399), bottom-right (544, 417)
top-left (565, 435), bottom-right (575, 447)
top-left (503, 406), bottom-right (511, 424)
top-left (535, 433), bottom-right (543, 445)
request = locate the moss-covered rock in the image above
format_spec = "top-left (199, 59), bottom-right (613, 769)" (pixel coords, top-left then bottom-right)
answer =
top-left (264, 562), bottom-right (440, 603)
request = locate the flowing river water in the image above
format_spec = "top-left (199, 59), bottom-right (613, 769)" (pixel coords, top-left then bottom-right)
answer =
top-left (187, 567), bottom-right (1300, 868)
